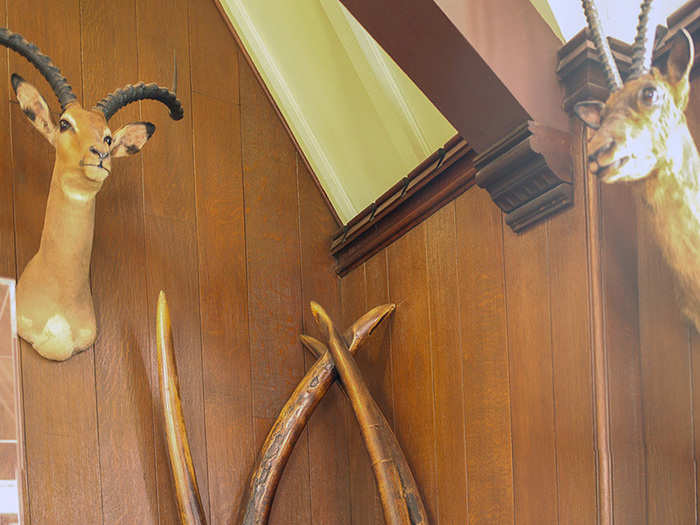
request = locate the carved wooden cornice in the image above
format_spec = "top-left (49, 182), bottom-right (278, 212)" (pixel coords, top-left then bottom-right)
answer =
top-left (330, 136), bottom-right (475, 276)
top-left (557, 0), bottom-right (700, 109)
top-left (474, 121), bottom-right (573, 233)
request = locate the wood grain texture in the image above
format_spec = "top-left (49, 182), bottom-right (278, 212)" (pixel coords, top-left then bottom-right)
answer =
top-left (502, 219), bottom-right (558, 525)
top-left (599, 182), bottom-right (647, 525)
top-left (387, 224), bottom-right (438, 523)
top-left (424, 203), bottom-right (467, 525)
top-left (140, 0), bottom-right (209, 521)
top-left (81, 0), bottom-right (160, 521)
top-left (455, 188), bottom-right (514, 525)
top-left (240, 52), bottom-right (311, 523)
top-left (192, 89), bottom-right (253, 524)
top-left (297, 160), bottom-right (351, 525)
top-left (637, 206), bottom-right (695, 524)
top-left (548, 121), bottom-right (596, 524)
top-left (341, 265), bottom-right (384, 525)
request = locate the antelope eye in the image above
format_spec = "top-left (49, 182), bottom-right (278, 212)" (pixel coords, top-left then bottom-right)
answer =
top-left (104, 136), bottom-right (112, 146)
top-left (58, 119), bottom-right (72, 132)
top-left (640, 86), bottom-right (660, 106)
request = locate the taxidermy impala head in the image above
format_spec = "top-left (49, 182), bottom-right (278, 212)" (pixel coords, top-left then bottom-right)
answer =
top-left (2, 28), bottom-right (183, 360)
top-left (574, 0), bottom-right (694, 185)
top-left (574, 1), bottom-right (700, 331)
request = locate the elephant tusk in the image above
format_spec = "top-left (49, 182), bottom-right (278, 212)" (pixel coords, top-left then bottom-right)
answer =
top-left (310, 301), bottom-right (429, 525)
top-left (237, 302), bottom-right (395, 525)
top-left (157, 291), bottom-right (208, 525)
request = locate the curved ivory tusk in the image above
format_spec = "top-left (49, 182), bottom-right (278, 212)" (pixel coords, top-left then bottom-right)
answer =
top-left (156, 291), bottom-right (208, 525)
top-left (237, 303), bottom-right (395, 525)
top-left (310, 301), bottom-right (429, 525)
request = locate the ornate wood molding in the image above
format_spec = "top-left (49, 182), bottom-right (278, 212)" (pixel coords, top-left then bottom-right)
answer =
top-left (330, 136), bottom-right (475, 276)
top-left (475, 121), bottom-right (573, 233)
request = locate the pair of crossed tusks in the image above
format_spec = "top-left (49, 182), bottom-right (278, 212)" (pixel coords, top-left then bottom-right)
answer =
top-left (156, 291), bottom-right (429, 525)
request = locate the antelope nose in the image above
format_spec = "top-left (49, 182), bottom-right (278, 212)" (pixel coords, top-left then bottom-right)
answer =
top-left (588, 138), bottom-right (615, 162)
top-left (90, 146), bottom-right (109, 160)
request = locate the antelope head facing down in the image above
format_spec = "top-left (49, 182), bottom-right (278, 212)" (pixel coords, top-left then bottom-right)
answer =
top-left (574, 21), bottom-right (694, 186)
top-left (574, 1), bottom-right (700, 330)
top-left (2, 29), bottom-right (183, 360)
top-left (11, 73), bottom-right (159, 198)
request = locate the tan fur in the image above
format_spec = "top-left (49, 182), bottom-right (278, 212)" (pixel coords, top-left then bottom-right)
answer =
top-left (14, 79), bottom-right (154, 360)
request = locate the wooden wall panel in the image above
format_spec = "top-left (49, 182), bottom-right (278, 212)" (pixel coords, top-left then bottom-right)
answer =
top-left (297, 161), bottom-right (351, 525)
top-left (81, 0), bottom-right (160, 522)
top-left (0, 0), bottom-right (13, 280)
top-left (503, 222), bottom-right (558, 525)
top-left (140, 0), bottom-right (208, 521)
top-left (341, 264), bottom-right (384, 525)
top-left (456, 188), bottom-right (514, 524)
top-left (637, 212), bottom-right (695, 524)
top-left (424, 203), bottom-right (467, 525)
top-left (548, 124), bottom-right (596, 524)
top-left (240, 56), bottom-right (311, 523)
top-left (387, 224), bottom-right (438, 523)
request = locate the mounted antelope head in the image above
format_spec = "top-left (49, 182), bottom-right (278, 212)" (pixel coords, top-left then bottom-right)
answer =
top-left (574, 2), bottom-right (700, 330)
top-left (1, 29), bottom-right (183, 360)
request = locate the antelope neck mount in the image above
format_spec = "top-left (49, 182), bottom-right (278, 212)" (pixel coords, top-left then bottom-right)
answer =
top-left (2, 27), bottom-right (183, 360)
top-left (573, 2), bottom-right (700, 331)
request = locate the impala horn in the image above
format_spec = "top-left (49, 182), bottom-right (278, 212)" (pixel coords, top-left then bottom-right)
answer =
top-left (628, 0), bottom-right (657, 79)
top-left (581, 0), bottom-right (623, 91)
top-left (94, 82), bottom-right (184, 122)
top-left (0, 28), bottom-right (77, 110)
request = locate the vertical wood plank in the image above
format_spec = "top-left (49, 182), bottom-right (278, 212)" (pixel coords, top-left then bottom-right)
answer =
top-left (637, 209), bottom-right (695, 524)
top-left (189, 0), bottom-right (239, 104)
top-left (387, 224), bottom-right (438, 523)
top-left (240, 57), bottom-right (311, 523)
top-left (342, 264), bottom-right (384, 525)
top-left (502, 220), bottom-right (558, 524)
top-left (548, 123), bottom-right (597, 524)
top-left (138, 0), bottom-right (208, 521)
top-left (9, 1), bottom-right (102, 523)
top-left (193, 89), bottom-right (254, 524)
top-left (455, 188), bottom-right (514, 525)
top-left (599, 181), bottom-right (647, 525)
top-left (297, 159), bottom-right (351, 525)
top-left (81, 0), bottom-right (159, 521)
top-left (425, 202), bottom-right (468, 525)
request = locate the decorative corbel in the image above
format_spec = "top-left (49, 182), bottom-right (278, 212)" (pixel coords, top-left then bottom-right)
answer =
top-left (475, 121), bottom-right (573, 232)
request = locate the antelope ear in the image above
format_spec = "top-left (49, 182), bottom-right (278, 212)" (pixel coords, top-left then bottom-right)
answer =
top-left (667, 28), bottom-right (694, 109)
top-left (11, 74), bottom-right (56, 145)
top-left (573, 100), bottom-right (605, 130)
top-left (110, 122), bottom-right (156, 158)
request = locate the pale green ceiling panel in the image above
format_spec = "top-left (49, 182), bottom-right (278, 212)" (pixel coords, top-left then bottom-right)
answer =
top-left (218, 0), bottom-right (456, 223)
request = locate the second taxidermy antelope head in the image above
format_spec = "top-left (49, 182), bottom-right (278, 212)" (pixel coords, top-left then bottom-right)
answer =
top-left (2, 29), bottom-right (183, 360)
top-left (574, 1), bottom-right (700, 329)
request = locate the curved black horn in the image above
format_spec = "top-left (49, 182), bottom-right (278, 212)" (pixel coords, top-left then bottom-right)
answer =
top-left (581, 0), bottom-right (623, 91)
top-left (628, 0), bottom-right (657, 79)
top-left (0, 28), bottom-right (77, 111)
top-left (94, 83), bottom-right (183, 122)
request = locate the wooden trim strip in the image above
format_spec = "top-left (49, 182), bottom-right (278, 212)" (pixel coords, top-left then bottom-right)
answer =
top-left (331, 136), bottom-right (476, 276)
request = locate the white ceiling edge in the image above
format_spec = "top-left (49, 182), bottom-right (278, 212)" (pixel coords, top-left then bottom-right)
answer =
top-left (218, 0), bottom-right (456, 224)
